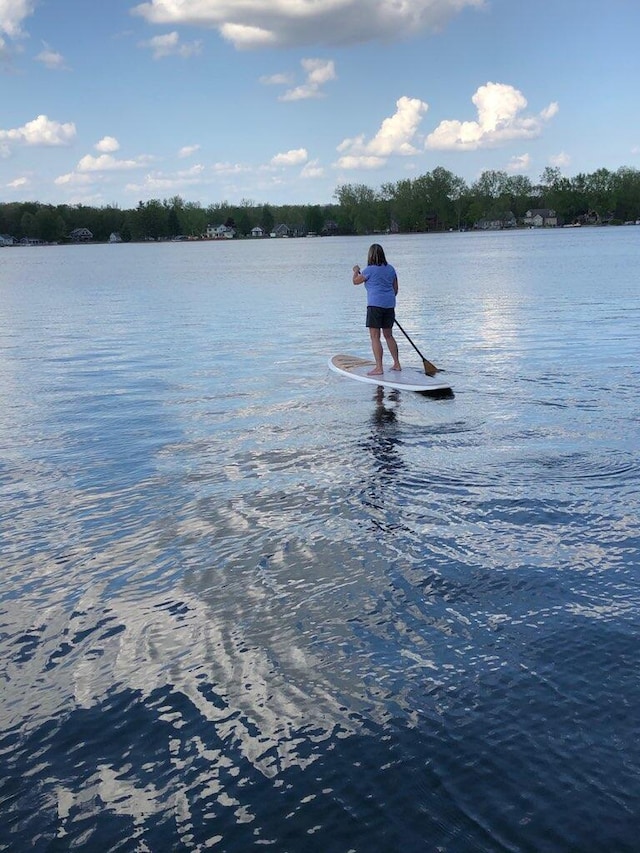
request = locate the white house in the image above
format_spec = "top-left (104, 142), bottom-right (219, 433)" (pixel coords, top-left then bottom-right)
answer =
top-left (206, 224), bottom-right (235, 239)
top-left (250, 226), bottom-right (265, 238)
top-left (524, 208), bottom-right (558, 228)
top-left (108, 232), bottom-right (122, 243)
top-left (0, 234), bottom-right (15, 246)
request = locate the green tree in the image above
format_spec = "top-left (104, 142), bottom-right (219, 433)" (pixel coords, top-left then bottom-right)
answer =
top-left (305, 205), bottom-right (323, 234)
top-left (261, 205), bottom-right (274, 234)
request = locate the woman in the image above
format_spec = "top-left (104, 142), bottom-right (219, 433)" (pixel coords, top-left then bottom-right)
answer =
top-left (352, 243), bottom-right (401, 376)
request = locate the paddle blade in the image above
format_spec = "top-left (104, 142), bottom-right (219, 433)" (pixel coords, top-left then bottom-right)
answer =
top-left (422, 358), bottom-right (438, 376)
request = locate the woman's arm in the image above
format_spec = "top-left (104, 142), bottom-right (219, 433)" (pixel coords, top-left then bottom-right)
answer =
top-left (393, 275), bottom-right (398, 295)
top-left (352, 265), bottom-right (366, 285)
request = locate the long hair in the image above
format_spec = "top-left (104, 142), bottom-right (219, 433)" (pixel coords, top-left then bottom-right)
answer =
top-left (367, 243), bottom-right (387, 266)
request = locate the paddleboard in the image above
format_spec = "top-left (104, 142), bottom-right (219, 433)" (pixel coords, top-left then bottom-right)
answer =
top-left (329, 355), bottom-right (453, 396)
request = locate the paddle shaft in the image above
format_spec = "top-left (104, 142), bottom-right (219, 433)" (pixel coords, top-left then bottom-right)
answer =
top-left (394, 319), bottom-right (438, 376)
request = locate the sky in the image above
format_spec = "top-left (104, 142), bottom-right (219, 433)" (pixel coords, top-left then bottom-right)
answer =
top-left (1, 0), bottom-right (639, 209)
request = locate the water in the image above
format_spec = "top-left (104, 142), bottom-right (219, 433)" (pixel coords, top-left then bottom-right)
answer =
top-left (1, 229), bottom-right (639, 851)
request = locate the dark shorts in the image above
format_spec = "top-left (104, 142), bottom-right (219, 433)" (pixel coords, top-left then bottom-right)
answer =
top-left (366, 306), bottom-right (395, 329)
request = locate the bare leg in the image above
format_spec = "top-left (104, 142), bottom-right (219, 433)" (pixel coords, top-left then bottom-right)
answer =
top-left (382, 328), bottom-right (401, 370)
top-left (368, 328), bottom-right (384, 375)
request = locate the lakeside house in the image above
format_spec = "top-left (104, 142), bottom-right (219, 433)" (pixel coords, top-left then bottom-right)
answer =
top-left (206, 223), bottom-right (235, 239)
top-left (524, 208), bottom-right (558, 228)
top-left (475, 211), bottom-right (517, 230)
top-left (0, 234), bottom-right (15, 246)
top-left (69, 227), bottom-right (93, 242)
top-left (250, 226), bottom-right (265, 238)
top-left (270, 223), bottom-right (291, 238)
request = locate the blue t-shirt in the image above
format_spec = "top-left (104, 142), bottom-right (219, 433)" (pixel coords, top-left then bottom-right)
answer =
top-left (362, 263), bottom-right (397, 308)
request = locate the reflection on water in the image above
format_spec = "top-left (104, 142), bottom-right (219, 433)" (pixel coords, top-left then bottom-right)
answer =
top-left (1, 233), bottom-right (640, 851)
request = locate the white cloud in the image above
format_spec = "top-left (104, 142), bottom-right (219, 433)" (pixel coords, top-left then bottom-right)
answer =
top-left (335, 96), bottom-right (427, 168)
top-left (0, 114), bottom-right (76, 148)
top-left (77, 153), bottom-right (153, 172)
top-left (95, 136), bottom-right (120, 153)
top-left (7, 176), bottom-right (29, 188)
top-left (141, 30), bottom-right (202, 58)
top-left (280, 58), bottom-right (336, 101)
top-left (211, 161), bottom-right (252, 175)
top-left (178, 144), bottom-right (200, 158)
top-left (260, 72), bottom-right (294, 86)
top-left (125, 163), bottom-right (205, 193)
top-left (131, 0), bottom-right (485, 49)
top-left (301, 159), bottom-right (324, 178)
top-left (549, 151), bottom-right (571, 168)
top-left (54, 172), bottom-right (95, 187)
top-left (506, 153), bottom-right (531, 173)
top-left (35, 42), bottom-right (68, 70)
top-left (0, 0), bottom-right (37, 38)
top-left (271, 148), bottom-right (308, 167)
top-left (426, 82), bottom-right (559, 151)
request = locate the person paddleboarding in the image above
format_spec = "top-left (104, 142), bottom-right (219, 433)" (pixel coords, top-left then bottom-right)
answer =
top-left (352, 243), bottom-right (401, 376)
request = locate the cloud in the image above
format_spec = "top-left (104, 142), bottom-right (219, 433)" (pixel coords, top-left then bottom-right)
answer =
top-left (77, 153), bottom-right (154, 172)
top-left (131, 0), bottom-right (485, 49)
top-left (300, 159), bottom-right (324, 179)
top-left (549, 151), bottom-right (571, 168)
top-left (506, 153), bottom-right (531, 173)
top-left (260, 72), bottom-right (294, 86)
top-left (178, 144), bottom-right (200, 158)
top-left (125, 163), bottom-right (205, 193)
top-left (95, 136), bottom-right (120, 153)
top-left (0, 114), bottom-right (76, 149)
top-left (54, 172), bottom-right (95, 187)
top-left (280, 58), bottom-right (336, 101)
top-left (335, 95), bottom-right (428, 168)
top-left (0, 0), bottom-right (37, 38)
top-left (140, 31), bottom-right (202, 58)
top-left (7, 176), bottom-right (30, 188)
top-left (35, 42), bottom-right (68, 70)
top-left (270, 148), bottom-right (308, 167)
top-left (426, 82), bottom-right (559, 150)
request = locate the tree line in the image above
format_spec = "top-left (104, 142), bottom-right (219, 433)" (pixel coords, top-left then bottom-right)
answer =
top-left (2, 165), bottom-right (640, 243)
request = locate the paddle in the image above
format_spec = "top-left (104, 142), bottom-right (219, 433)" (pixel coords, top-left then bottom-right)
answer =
top-left (394, 319), bottom-right (439, 376)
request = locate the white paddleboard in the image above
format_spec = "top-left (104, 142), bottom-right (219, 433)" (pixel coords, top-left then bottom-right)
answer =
top-left (329, 355), bottom-right (453, 395)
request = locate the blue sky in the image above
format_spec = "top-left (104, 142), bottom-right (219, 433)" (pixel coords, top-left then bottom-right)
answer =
top-left (2, 0), bottom-right (639, 208)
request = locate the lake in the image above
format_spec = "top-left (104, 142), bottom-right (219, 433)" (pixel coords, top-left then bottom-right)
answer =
top-left (1, 228), bottom-right (639, 851)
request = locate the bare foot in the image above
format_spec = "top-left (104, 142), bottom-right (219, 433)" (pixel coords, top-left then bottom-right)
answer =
top-left (391, 364), bottom-right (402, 371)
top-left (367, 368), bottom-right (383, 376)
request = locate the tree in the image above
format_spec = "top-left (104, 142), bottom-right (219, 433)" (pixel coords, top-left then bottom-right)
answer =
top-left (305, 205), bottom-right (324, 234)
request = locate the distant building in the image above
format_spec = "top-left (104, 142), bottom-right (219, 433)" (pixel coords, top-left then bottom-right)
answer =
top-left (475, 211), bottom-right (517, 230)
top-left (206, 224), bottom-right (235, 239)
top-left (69, 227), bottom-right (93, 242)
top-left (108, 232), bottom-right (122, 243)
top-left (270, 223), bottom-right (290, 238)
top-left (322, 220), bottom-right (339, 236)
top-left (0, 234), bottom-right (15, 246)
top-left (250, 226), bottom-right (265, 238)
top-left (523, 208), bottom-right (558, 228)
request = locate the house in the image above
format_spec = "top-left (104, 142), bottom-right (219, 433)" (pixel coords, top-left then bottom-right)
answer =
top-left (270, 223), bottom-right (290, 238)
top-left (108, 232), bottom-right (122, 243)
top-left (0, 234), bottom-right (15, 247)
top-left (69, 227), bottom-right (93, 242)
top-left (475, 211), bottom-right (517, 230)
top-left (523, 208), bottom-right (558, 228)
top-left (250, 226), bottom-right (265, 238)
top-left (322, 220), bottom-right (339, 236)
top-left (206, 223), bottom-right (235, 239)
